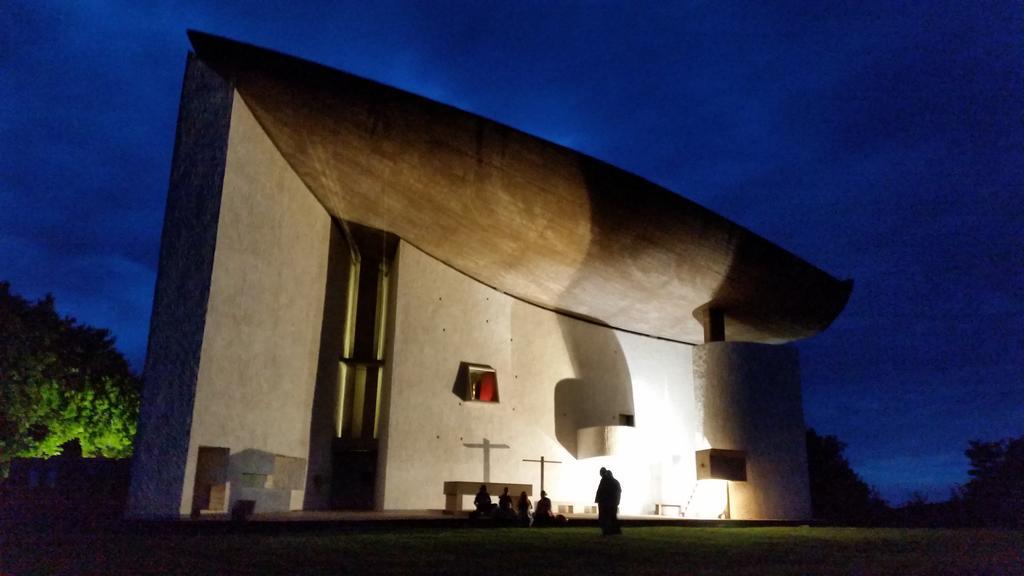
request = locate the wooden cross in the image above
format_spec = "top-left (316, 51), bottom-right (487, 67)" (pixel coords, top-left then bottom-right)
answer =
top-left (463, 438), bottom-right (510, 482)
top-left (522, 456), bottom-right (562, 493)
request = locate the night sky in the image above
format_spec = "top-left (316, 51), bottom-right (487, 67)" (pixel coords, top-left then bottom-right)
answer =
top-left (2, 1), bottom-right (1021, 504)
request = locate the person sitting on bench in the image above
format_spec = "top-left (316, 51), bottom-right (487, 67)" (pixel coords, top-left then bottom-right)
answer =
top-left (532, 490), bottom-right (554, 526)
top-left (470, 484), bottom-right (497, 518)
top-left (517, 491), bottom-right (532, 526)
top-left (497, 487), bottom-right (516, 519)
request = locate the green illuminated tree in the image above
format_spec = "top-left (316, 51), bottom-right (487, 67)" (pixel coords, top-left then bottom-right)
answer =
top-left (0, 281), bottom-right (139, 475)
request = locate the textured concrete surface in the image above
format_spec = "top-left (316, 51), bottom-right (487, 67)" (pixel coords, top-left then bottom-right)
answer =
top-left (576, 425), bottom-right (640, 459)
top-left (303, 225), bottom-right (353, 510)
top-left (693, 342), bottom-right (811, 520)
top-left (177, 92), bottom-right (332, 515)
top-left (381, 241), bottom-right (698, 514)
top-left (187, 31), bottom-right (851, 346)
top-left (127, 55), bottom-right (234, 518)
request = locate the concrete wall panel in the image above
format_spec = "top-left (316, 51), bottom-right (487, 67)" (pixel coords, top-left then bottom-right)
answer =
top-left (693, 342), bottom-right (810, 520)
top-left (127, 55), bottom-right (234, 518)
top-left (380, 242), bottom-right (696, 513)
top-left (178, 93), bottom-right (331, 515)
top-left (303, 225), bottom-right (352, 509)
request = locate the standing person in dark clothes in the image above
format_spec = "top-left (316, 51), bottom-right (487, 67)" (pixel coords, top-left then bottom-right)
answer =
top-left (595, 467), bottom-right (622, 535)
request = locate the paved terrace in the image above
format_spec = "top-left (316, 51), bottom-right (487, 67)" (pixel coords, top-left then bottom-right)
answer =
top-left (123, 510), bottom-right (812, 535)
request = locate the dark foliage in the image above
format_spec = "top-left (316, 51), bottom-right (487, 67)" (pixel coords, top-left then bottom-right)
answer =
top-left (959, 435), bottom-right (1024, 527)
top-left (0, 281), bottom-right (139, 476)
top-left (883, 490), bottom-right (963, 528)
top-left (866, 435), bottom-right (1024, 528)
top-left (805, 428), bottom-right (887, 524)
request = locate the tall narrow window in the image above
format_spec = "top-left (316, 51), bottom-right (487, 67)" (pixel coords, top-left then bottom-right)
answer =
top-left (336, 255), bottom-right (360, 438)
top-left (336, 226), bottom-right (392, 442)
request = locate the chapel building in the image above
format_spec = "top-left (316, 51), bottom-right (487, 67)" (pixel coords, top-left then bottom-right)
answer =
top-left (127, 31), bottom-right (851, 520)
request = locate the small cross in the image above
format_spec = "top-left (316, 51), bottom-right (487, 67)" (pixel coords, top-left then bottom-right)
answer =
top-left (522, 456), bottom-right (562, 493)
top-left (463, 438), bottom-right (510, 482)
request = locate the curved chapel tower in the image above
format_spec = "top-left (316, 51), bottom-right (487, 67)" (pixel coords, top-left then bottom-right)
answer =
top-left (128, 31), bottom-right (850, 520)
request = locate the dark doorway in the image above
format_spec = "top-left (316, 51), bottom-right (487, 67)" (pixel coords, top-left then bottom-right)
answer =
top-left (330, 444), bottom-right (377, 510)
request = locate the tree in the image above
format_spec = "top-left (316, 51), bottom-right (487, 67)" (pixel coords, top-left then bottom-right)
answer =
top-left (0, 281), bottom-right (139, 476)
top-left (961, 435), bottom-right (1024, 527)
top-left (806, 428), bottom-right (885, 524)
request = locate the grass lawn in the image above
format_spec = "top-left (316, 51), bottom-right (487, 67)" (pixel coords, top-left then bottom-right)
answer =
top-left (2, 526), bottom-right (1021, 575)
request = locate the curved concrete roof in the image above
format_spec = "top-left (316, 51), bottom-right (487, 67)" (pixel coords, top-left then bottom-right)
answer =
top-left (188, 31), bottom-right (851, 344)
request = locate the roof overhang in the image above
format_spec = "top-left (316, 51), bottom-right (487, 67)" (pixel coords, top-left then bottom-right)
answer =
top-left (187, 30), bottom-right (852, 344)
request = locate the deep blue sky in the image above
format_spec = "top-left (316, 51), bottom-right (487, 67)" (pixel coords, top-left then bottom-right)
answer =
top-left (1, 1), bottom-right (1021, 504)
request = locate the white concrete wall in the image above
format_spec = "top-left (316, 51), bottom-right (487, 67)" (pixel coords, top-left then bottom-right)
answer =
top-left (693, 342), bottom-right (811, 520)
top-left (379, 242), bottom-right (697, 514)
top-left (178, 93), bottom-right (331, 515)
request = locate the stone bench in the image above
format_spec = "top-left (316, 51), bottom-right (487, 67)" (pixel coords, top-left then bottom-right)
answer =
top-left (655, 503), bottom-right (683, 516)
top-left (555, 502), bottom-right (575, 514)
top-left (553, 502), bottom-right (596, 514)
top-left (443, 481), bottom-right (532, 514)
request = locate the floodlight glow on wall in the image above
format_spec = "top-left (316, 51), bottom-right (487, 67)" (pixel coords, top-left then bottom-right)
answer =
top-left (694, 449), bottom-right (747, 519)
top-left (577, 425), bottom-right (638, 459)
top-left (687, 479), bottom-right (729, 519)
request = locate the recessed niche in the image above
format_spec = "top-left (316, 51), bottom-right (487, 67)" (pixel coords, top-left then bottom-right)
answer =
top-left (453, 362), bottom-right (499, 402)
top-left (191, 446), bottom-right (229, 514)
top-left (695, 449), bottom-right (747, 481)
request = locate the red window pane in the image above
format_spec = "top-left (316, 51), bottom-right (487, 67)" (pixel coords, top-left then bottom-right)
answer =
top-left (477, 372), bottom-right (496, 402)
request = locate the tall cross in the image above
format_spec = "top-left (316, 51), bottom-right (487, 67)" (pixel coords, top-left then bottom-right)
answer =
top-left (463, 438), bottom-right (510, 482)
top-left (522, 456), bottom-right (562, 493)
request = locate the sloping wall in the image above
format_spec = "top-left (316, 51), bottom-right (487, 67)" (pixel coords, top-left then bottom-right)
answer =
top-left (176, 92), bottom-right (331, 515)
top-left (379, 242), bottom-right (697, 513)
top-left (127, 55), bottom-right (234, 518)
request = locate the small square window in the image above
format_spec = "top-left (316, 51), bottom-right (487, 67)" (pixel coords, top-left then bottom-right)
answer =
top-left (459, 363), bottom-right (499, 402)
top-left (619, 414), bottom-right (635, 427)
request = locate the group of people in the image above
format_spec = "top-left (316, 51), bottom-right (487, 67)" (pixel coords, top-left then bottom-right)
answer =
top-left (470, 485), bottom-right (559, 526)
top-left (469, 467), bottom-right (622, 535)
